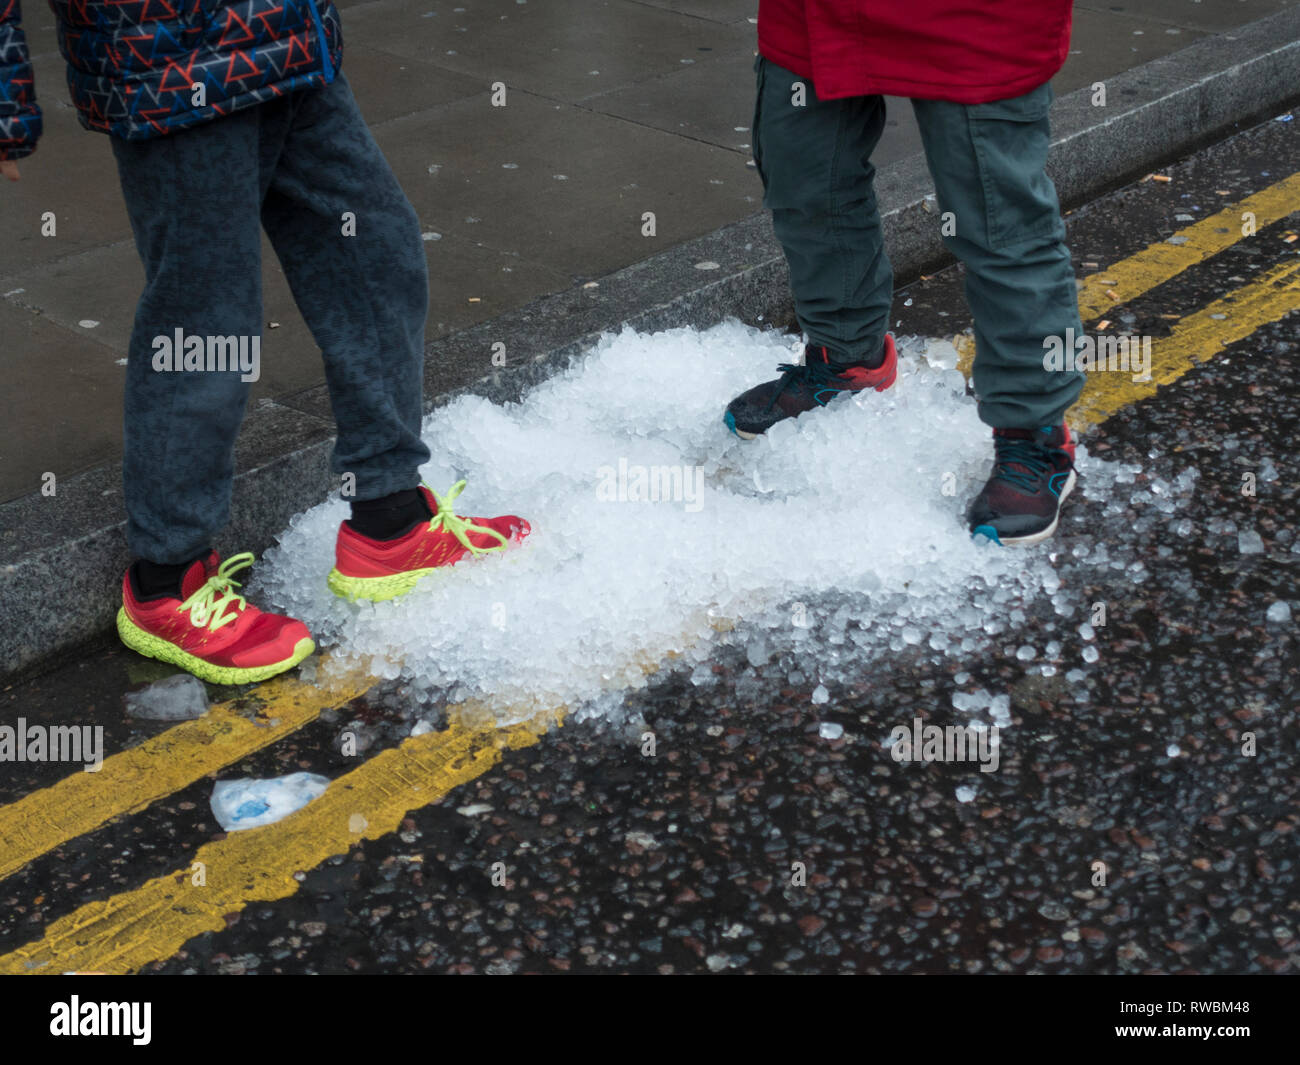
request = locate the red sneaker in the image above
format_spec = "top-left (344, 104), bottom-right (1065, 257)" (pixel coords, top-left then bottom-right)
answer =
top-left (117, 552), bottom-right (315, 685)
top-left (329, 481), bottom-right (531, 602)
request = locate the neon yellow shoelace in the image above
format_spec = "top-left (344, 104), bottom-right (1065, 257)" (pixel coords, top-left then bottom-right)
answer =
top-left (427, 480), bottom-right (509, 556)
top-left (176, 551), bottom-right (253, 632)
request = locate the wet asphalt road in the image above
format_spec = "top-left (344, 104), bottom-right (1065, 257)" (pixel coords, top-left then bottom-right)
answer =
top-left (1, 111), bottom-right (1297, 975)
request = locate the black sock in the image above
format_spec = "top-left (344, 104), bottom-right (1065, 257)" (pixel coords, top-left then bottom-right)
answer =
top-left (132, 552), bottom-right (207, 600)
top-left (349, 488), bottom-right (431, 540)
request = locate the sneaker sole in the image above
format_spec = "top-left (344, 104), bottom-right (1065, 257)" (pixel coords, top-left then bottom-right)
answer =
top-left (327, 565), bottom-right (442, 603)
top-left (724, 410), bottom-right (759, 441)
top-left (116, 609), bottom-right (315, 686)
top-left (976, 469), bottom-right (1078, 548)
top-left (724, 364), bottom-right (897, 440)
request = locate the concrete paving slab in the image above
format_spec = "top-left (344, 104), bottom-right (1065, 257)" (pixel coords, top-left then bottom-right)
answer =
top-left (0, 54), bottom-right (134, 279)
top-left (0, 302), bottom-right (126, 499)
top-left (342, 0), bottom-right (754, 103)
top-left (1059, 6), bottom-right (1213, 92)
top-left (376, 89), bottom-right (763, 282)
top-left (335, 44), bottom-right (487, 125)
top-left (418, 228), bottom-right (573, 338)
top-left (582, 50), bottom-right (759, 154)
top-left (1077, 0), bottom-right (1296, 34)
top-left (5, 239), bottom-right (327, 406)
top-left (632, 0), bottom-right (759, 23)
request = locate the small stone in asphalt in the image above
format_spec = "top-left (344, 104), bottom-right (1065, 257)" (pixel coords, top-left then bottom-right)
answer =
top-left (1265, 601), bottom-right (1291, 624)
top-left (1038, 901), bottom-right (1070, 921)
top-left (797, 915), bottom-right (826, 936)
top-left (1237, 529), bottom-right (1264, 554)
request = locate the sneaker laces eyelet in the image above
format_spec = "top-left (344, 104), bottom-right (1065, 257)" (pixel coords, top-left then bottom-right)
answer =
top-left (765, 360), bottom-right (839, 412)
top-left (425, 480), bottom-right (510, 555)
top-left (992, 438), bottom-right (1068, 493)
top-left (176, 551), bottom-right (253, 632)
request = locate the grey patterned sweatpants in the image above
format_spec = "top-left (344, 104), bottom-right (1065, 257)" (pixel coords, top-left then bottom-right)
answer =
top-left (111, 71), bottom-right (431, 563)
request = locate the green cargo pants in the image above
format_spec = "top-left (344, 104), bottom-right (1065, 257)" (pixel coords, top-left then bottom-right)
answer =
top-left (751, 54), bottom-right (1085, 429)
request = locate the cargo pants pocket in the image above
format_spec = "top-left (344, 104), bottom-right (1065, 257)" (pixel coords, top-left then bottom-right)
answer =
top-left (966, 82), bottom-right (1062, 250)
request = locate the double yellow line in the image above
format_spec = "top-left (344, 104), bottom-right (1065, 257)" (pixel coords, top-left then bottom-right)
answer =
top-left (2, 705), bottom-right (560, 974)
top-left (1, 170), bottom-right (1297, 974)
top-left (0, 666), bottom-right (371, 882)
top-left (956, 170), bottom-right (1300, 427)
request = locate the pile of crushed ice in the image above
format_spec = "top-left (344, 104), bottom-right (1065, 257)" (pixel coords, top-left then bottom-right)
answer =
top-left (249, 320), bottom-right (1164, 724)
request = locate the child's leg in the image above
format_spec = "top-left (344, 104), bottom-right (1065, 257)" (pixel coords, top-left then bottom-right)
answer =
top-left (911, 86), bottom-right (1085, 429)
top-left (259, 72), bottom-right (431, 505)
top-left (112, 110), bottom-right (270, 564)
top-left (752, 55), bottom-right (892, 362)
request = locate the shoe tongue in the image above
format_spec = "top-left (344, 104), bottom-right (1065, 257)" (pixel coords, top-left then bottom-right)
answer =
top-left (180, 559), bottom-right (212, 599)
top-left (992, 428), bottom-right (1045, 478)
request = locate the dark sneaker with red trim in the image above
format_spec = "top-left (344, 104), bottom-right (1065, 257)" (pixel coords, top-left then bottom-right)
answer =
top-left (117, 551), bottom-right (315, 685)
top-left (724, 335), bottom-right (898, 439)
top-left (967, 424), bottom-right (1077, 546)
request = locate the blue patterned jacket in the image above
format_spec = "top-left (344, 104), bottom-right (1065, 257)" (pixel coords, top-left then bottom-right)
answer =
top-left (0, 0), bottom-right (343, 161)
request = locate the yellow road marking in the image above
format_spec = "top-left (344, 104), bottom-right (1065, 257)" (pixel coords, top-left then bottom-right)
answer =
top-left (953, 170), bottom-right (1300, 378)
top-left (0, 660), bottom-right (370, 882)
top-left (1077, 171), bottom-right (1300, 320)
top-left (951, 259), bottom-right (1300, 426)
top-left (1070, 259), bottom-right (1300, 427)
top-left (0, 711), bottom-right (561, 974)
top-left (0, 609), bottom-right (718, 972)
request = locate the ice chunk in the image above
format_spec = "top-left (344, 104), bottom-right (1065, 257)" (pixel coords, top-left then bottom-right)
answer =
top-left (124, 674), bottom-right (209, 721)
top-left (210, 772), bottom-right (330, 832)
top-left (690, 663), bottom-right (716, 686)
top-left (924, 338), bottom-right (960, 370)
top-left (811, 684), bottom-right (830, 705)
top-left (1265, 601), bottom-right (1291, 624)
top-left (955, 785), bottom-right (977, 803)
top-left (1238, 530), bottom-right (1265, 555)
top-left (818, 721), bottom-right (843, 739)
top-left (246, 321), bottom-right (1150, 726)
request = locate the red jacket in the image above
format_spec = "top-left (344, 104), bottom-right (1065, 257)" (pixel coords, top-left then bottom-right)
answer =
top-left (758, 0), bottom-right (1073, 104)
